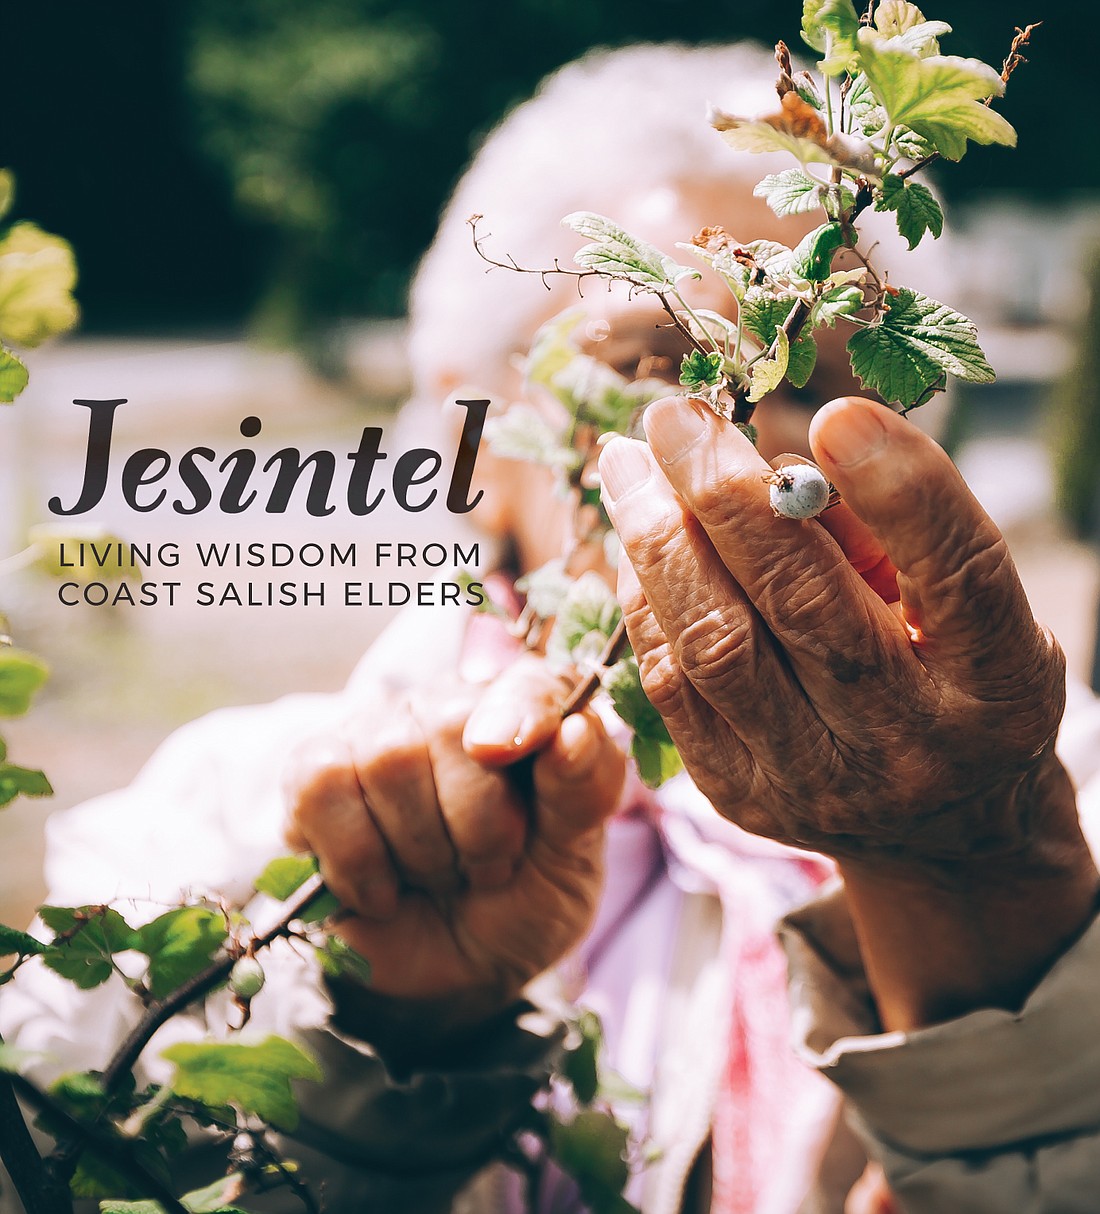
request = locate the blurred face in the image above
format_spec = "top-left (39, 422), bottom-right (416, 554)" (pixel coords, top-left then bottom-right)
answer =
top-left (484, 179), bottom-right (870, 575)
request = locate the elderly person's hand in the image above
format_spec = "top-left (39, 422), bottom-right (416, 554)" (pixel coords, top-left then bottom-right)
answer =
top-left (599, 395), bottom-right (1099, 1029)
top-left (285, 656), bottom-right (625, 1061)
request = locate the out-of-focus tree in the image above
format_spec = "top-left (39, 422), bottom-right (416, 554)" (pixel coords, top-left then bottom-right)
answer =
top-left (185, 0), bottom-right (1056, 341)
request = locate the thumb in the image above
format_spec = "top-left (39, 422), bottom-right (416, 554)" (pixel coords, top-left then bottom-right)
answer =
top-left (809, 396), bottom-right (1041, 686)
top-left (462, 654), bottom-right (569, 766)
top-left (533, 709), bottom-right (626, 850)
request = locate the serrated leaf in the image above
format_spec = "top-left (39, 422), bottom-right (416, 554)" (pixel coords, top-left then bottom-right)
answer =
top-left (790, 222), bottom-right (844, 283)
top-left (0, 762), bottom-right (52, 809)
top-left (549, 1110), bottom-right (631, 1209)
top-left (872, 2), bottom-right (951, 57)
top-left (483, 405), bottom-right (580, 473)
top-left (162, 1036), bottom-right (321, 1132)
top-left (0, 649), bottom-right (48, 717)
top-left (747, 327), bottom-right (790, 404)
top-left (680, 231), bottom-right (795, 300)
top-left (679, 349), bottom-right (724, 390)
top-left (254, 854), bottom-right (319, 901)
top-left (562, 212), bottom-right (697, 288)
top-left (40, 906), bottom-right (138, 990)
top-left (847, 287), bottom-right (993, 407)
top-left (0, 347), bottom-right (29, 402)
top-left (856, 32), bottom-right (1016, 161)
top-left (134, 907), bottom-right (228, 1000)
top-left (802, 0), bottom-right (861, 74)
top-left (548, 573), bottom-right (621, 667)
top-left (711, 94), bottom-right (875, 174)
top-left (516, 559), bottom-right (573, 621)
top-left (0, 223), bottom-right (80, 348)
top-left (0, 922), bottom-right (46, 957)
top-left (602, 657), bottom-right (684, 787)
top-left (741, 294), bottom-right (818, 387)
top-left (753, 169), bottom-right (823, 218)
top-left (814, 285), bottom-right (865, 327)
top-left (875, 175), bottom-right (943, 250)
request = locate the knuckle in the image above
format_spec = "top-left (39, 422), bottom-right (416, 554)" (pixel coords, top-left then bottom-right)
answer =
top-left (677, 609), bottom-right (754, 690)
top-left (636, 642), bottom-right (684, 713)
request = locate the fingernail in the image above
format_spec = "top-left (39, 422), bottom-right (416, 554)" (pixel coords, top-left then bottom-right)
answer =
top-left (465, 706), bottom-right (540, 751)
top-left (599, 438), bottom-right (653, 504)
top-left (817, 402), bottom-right (888, 468)
top-left (643, 398), bottom-right (710, 463)
top-left (558, 713), bottom-right (595, 766)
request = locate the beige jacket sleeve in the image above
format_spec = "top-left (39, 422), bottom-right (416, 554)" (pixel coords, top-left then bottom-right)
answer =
top-left (780, 680), bottom-right (1100, 1214)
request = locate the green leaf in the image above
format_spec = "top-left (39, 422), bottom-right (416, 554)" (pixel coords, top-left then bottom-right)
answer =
top-left (525, 309), bottom-right (585, 393)
top-left (549, 1109), bottom-right (631, 1211)
top-left (856, 32), bottom-right (1016, 161)
top-left (28, 525), bottom-right (139, 582)
top-left (162, 1036), bottom-right (322, 1131)
top-left (711, 98), bottom-right (875, 175)
top-left (0, 762), bottom-right (53, 809)
top-left (0, 922), bottom-right (46, 957)
top-left (752, 169), bottom-right (824, 219)
top-left (0, 347), bottom-right (29, 402)
top-left (814, 285), bottom-right (865, 327)
top-left (516, 559), bottom-right (573, 621)
top-left (747, 327), bottom-right (790, 404)
top-left (790, 222), bottom-right (844, 283)
top-left (315, 934), bottom-right (372, 986)
top-left (679, 350), bottom-right (724, 391)
top-left (875, 175), bottom-right (944, 250)
top-left (134, 907), bottom-right (228, 1000)
top-left (0, 223), bottom-right (80, 347)
top-left (801, 0), bottom-right (860, 74)
top-left (602, 657), bottom-right (684, 788)
top-left (847, 287), bottom-right (994, 407)
top-left (562, 212), bottom-right (698, 288)
top-left (548, 573), bottom-right (622, 667)
top-left (179, 1171), bottom-right (247, 1213)
top-left (254, 853), bottom-right (319, 900)
top-left (741, 295), bottom-right (818, 389)
top-left (40, 906), bottom-right (138, 990)
top-left (0, 649), bottom-right (49, 717)
top-left (563, 1011), bottom-right (603, 1105)
top-left (872, 2), bottom-right (951, 56)
top-left (0, 1043), bottom-right (35, 1072)
top-left (483, 405), bottom-right (580, 474)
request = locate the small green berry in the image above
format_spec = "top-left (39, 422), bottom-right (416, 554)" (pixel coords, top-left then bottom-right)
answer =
top-left (229, 956), bottom-right (265, 999)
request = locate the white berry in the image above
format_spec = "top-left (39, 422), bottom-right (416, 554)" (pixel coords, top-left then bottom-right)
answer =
top-left (767, 464), bottom-right (831, 519)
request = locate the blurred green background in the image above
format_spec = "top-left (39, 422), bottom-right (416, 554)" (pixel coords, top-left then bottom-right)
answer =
top-left (4, 0), bottom-right (1074, 341)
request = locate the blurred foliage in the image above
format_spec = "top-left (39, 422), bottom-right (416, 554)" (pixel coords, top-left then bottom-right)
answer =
top-left (1054, 251), bottom-right (1100, 538)
top-left (1, 2), bottom-right (1087, 334)
top-left (183, 0), bottom-right (1068, 340)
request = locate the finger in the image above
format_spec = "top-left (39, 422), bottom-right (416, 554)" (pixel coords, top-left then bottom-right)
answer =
top-left (809, 396), bottom-right (1044, 683)
top-left (816, 498), bottom-right (900, 603)
top-left (600, 433), bottom-right (854, 762)
top-left (614, 548), bottom-right (771, 828)
top-left (462, 653), bottom-right (571, 766)
top-left (531, 709), bottom-right (625, 853)
top-left (284, 737), bottom-right (400, 920)
top-left (845, 1165), bottom-right (898, 1214)
top-left (412, 692), bottom-right (528, 890)
top-left (636, 399), bottom-right (915, 717)
top-left (347, 706), bottom-right (460, 893)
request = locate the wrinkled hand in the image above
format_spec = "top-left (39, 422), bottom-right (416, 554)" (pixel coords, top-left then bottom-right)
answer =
top-left (285, 656), bottom-right (625, 1015)
top-left (599, 394), bottom-right (1070, 868)
top-left (601, 395), bottom-right (1099, 1027)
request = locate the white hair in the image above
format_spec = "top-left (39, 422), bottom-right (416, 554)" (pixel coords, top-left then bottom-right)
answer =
top-left (406, 41), bottom-right (955, 417)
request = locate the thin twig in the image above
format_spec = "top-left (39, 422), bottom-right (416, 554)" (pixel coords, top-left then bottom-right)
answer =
top-left (50, 876), bottom-right (329, 1181)
top-left (0, 1059), bottom-right (72, 1214)
top-left (8, 1072), bottom-right (188, 1214)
